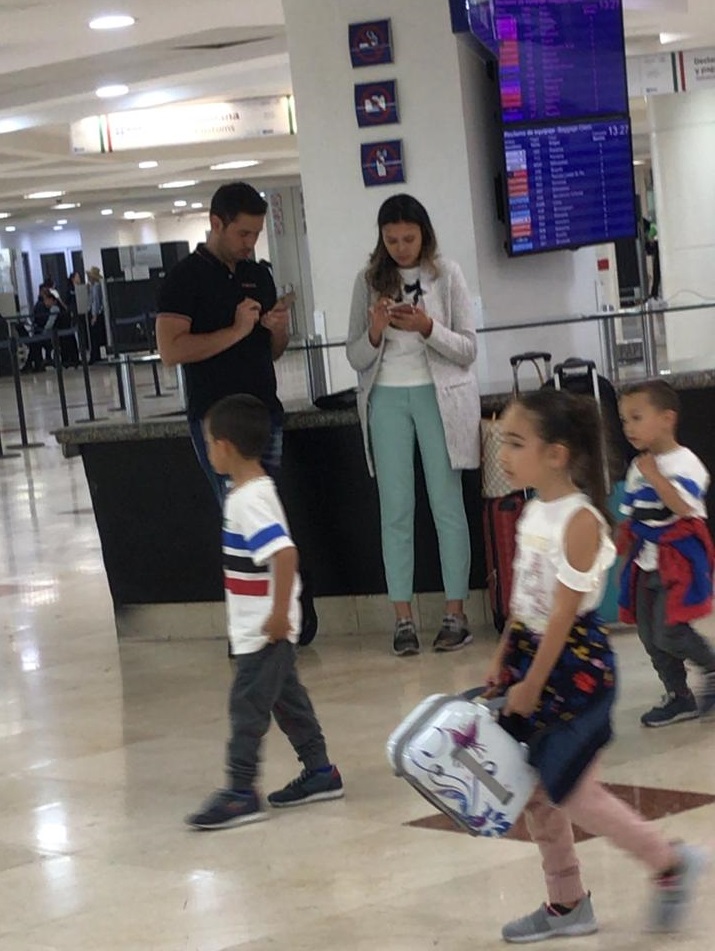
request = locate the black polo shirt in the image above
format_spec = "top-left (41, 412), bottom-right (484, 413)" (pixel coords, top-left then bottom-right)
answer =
top-left (157, 244), bottom-right (280, 421)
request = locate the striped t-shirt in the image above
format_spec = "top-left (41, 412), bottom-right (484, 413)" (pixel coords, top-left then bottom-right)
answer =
top-left (223, 477), bottom-right (301, 655)
top-left (620, 446), bottom-right (709, 572)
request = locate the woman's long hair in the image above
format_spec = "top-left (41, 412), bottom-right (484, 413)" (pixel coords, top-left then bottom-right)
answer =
top-left (517, 388), bottom-right (613, 528)
top-left (365, 193), bottom-right (439, 298)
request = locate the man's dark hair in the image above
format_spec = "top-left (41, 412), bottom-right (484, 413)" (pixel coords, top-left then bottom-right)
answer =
top-left (621, 379), bottom-right (680, 416)
top-left (206, 394), bottom-right (270, 459)
top-left (209, 182), bottom-right (267, 225)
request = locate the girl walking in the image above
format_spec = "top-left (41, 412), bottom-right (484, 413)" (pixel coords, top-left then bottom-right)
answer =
top-left (487, 388), bottom-right (706, 942)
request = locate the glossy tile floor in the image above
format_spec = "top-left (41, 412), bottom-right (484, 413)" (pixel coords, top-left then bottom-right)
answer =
top-left (1, 367), bottom-right (715, 949)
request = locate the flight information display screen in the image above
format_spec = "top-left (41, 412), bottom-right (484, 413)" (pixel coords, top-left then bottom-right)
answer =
top-left (503, 118), bottom-right (636, 255)
top-left (496, 0), bottom-right (629, 124)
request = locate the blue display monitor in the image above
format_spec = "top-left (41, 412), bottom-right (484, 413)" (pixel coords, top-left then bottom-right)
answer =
top-left (468, 0), bottom-right (499, 57)
top-left (496, 0), bottom-right (628, 124)
top-left (503, 118), bottom-right (636, 256)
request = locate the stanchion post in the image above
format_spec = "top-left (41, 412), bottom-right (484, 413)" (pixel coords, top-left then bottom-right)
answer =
top-left (118, 354), bottom-right (140, 423)
top-left (108, 361), bottom-right (127, 413)
top-left (5, 338), bottom-right (44, 449)
top-left (52, 330), bottom-right (69, 427)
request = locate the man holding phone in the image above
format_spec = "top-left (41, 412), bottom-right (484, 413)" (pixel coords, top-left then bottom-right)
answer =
top-left (157, 181), bottom-right (318, 644)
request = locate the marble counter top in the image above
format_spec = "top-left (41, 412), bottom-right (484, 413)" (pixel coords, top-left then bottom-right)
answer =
top-left (53, 368), bottom-right (715, 454)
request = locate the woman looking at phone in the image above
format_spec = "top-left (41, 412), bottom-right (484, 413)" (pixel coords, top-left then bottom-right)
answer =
top-left (346, 193), bottom-right (481, 656)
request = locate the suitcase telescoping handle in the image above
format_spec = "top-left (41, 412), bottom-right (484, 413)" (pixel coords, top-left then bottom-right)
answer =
top-left (553, 358), bottom-right (609, 492)
top-left (510, 352), bottom-right (552, 396)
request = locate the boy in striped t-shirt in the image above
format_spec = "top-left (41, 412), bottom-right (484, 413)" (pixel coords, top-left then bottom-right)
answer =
top-left (619, 380), bottom-right (715, 728)
top-left (186, 395), bottom-right (343, 830)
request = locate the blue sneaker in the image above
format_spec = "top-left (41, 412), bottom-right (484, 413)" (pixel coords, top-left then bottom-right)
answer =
top-left (185, 789), bottom-right (267, 830)
top-left (268, 766), bottom-right (344, 808)
top-left (649, 843), bottom-right (709, 932)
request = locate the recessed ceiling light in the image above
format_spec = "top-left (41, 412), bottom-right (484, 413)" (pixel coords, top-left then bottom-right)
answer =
top-left (89, 15), bottom-right (136, 31)
top-left (53, 225), bottom-right (63, 231)
top-left (209, 160), bottom-right (260, 171)
top-left (0, 212), bottom-right (10, 219)
top-left (173, 200), bottom-right (187, 207)
top-left (138, 160), bottom-right (158, 169)
top-left (5, 226), bottom-right (16, 232)
top-left (158, 180), bottom-right (198, 189)
top-left (96, 84), bottom-right (129, 99)
top-left (55, 202), bottom-right (80, 210)
top-left (101, 208), bottom-right (114, 216)
top-left (57, 219), bottom-right (68, 225)
top-left (25, 190), bottom-right (64, 200)
top-left (123, 211), bottom-right (153, 220)
top-left (191, 202), bottom-right (203, 209)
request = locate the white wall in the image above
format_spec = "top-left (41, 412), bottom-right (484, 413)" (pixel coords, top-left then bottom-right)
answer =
top-left (649, 87), bottom-right (715, 371)
top-left (283, 0), bottom-right (482, 392)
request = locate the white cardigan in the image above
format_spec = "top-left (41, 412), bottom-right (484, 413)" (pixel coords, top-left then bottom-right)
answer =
top-left (346, 257), bottom-right (481, 476)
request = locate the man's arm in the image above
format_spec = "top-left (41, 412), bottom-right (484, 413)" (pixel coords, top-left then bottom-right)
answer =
top-left (156, 298), bottom-right (261, 368)
top-left (261, 304), bottom-right (291, 361)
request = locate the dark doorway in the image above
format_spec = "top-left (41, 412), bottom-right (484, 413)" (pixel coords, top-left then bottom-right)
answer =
top-left (40, 252), bottom-right (68, 299)
top-left (71, 249), bottom-right (85, 281)
top-left (21, 252), bottom-right (33, 312)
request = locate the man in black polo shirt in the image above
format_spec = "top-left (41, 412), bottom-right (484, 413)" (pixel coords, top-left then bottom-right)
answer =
top-left (156, 181), bottom-right (317, 643)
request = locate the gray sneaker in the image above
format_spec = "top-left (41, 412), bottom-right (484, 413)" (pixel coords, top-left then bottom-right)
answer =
top-left (393, 619), bottom-right (420, 656)
top-left (649, 843), bottom-right (709, 932)
top-left (502, 894), bottom-right (597, 943)
top-left (432, 614), bottom-right (473, 652)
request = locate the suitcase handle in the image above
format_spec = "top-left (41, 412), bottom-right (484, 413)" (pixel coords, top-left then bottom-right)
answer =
top-left (553, 357), bottom-right (596, 375)
top-left (509, 351), bottom-right (552, 367)
top-left (452, 748), bottom-right (514, 806)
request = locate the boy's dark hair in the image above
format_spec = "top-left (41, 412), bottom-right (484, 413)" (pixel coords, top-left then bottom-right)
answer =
top-left (620, 379), bottom-right (680, 416)
top-left (516, 388), bottom-right (613, 528)
top-left (206, 394), bottom-right (270, 460)
top-left (210, 182), bottom-right (267, 225)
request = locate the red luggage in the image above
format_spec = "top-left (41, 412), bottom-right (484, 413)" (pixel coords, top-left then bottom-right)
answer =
top-left (481, 352), bottom-right (551, 632)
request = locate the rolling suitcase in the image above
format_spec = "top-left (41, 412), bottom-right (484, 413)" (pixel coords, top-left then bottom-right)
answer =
top-left (481, 352), bottom-right (551, 632)
top-left (552, 358), bottom-right (626, 624)
top-left (387, 690), bottom-right (537, 837)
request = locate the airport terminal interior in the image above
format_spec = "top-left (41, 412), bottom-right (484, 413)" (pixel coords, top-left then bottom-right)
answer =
top-left (2, 1), bottom-right (715, 948)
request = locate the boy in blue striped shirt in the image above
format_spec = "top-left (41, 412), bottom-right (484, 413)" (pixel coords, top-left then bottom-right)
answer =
top-left (619, 380), bottom-right (715, 728)
top-left (186, 394), bottom-right (343, 829)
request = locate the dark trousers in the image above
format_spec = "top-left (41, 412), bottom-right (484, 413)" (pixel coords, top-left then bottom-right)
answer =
top-left (228, 640), bottom-right (329, 788)
top-left (636, 570), bottom-right (715, 695)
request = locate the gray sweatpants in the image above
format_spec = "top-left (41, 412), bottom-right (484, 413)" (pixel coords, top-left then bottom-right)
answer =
top-left (636, 570), bottom-right (715, 696)
top-left (227, 640), bottom-right (329, 789)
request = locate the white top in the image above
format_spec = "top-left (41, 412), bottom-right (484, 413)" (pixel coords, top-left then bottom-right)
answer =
top-left (374, 266), bottom-right (432, 387)
top-left (620, 446), bottom-right (709, 572)
top-left (510, 493), bottom-right (616, 634)
top-left (223, 477), bottom-right (301, 655)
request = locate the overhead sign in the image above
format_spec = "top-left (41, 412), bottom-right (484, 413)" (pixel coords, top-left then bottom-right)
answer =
top-left (678, 49), bottom-right (715, 91)
top-left (361, 139), bottom-right (405, 187)
top-left (627, 53), bottom-right (676, 97)
top-left (70, 96), bottom-right (295, 154)
top-left (354, 80), bottom-right (399, 127)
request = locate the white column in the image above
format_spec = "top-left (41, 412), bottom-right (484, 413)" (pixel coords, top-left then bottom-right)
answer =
top-left (649, 88), bottom-right (715, 372)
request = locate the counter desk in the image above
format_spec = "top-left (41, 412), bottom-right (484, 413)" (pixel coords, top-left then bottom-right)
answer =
top-left (54, 371), bottom-right (715, 640)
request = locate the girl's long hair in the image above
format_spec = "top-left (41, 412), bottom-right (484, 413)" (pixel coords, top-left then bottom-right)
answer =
top-left (365, 193), bottom-right (439, 298)
top-left (517, 388), bottom-right (613, 528)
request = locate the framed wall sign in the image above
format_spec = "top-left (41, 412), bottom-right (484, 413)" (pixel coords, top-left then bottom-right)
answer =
top-left (354, 80), bottom-right (399, 127)
top-left (361, 139), bottom-right (405, 187)
top-left (349, 19), bottom-right (394, 68)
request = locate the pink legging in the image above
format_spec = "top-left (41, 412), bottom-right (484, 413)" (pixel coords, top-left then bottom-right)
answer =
top-left (525, 760), bottom-right (676, 904)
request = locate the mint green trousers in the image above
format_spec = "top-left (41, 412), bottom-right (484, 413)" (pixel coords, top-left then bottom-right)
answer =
top-left (368, 384), bottom-right (470, 603)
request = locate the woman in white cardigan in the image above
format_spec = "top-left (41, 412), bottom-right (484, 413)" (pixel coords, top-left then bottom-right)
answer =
top-left (347, 194), bottom-right (481, 656)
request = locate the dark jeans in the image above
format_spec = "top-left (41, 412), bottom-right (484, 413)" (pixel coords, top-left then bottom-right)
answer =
top-left (228, 641), bottom-right (329, 788)
top-left (636, 570), bottom-right (715, 695)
